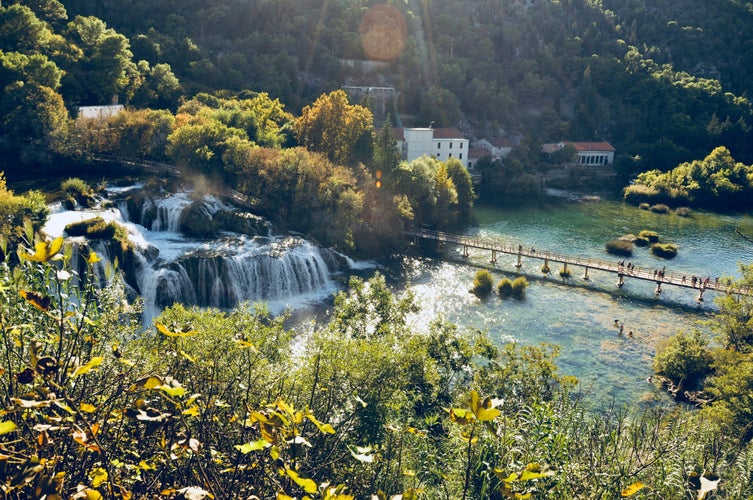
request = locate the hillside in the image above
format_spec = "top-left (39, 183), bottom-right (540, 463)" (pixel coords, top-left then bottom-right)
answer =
top-left (2, 0), bottom-right (753, 178)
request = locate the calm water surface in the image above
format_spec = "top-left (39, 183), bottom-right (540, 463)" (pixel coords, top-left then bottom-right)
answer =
top-left (389, 199), bottom-right (753, 407)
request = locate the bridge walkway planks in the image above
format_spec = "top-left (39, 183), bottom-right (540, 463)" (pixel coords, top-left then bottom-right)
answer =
top-left (406, 228), bottom-right (752, 299)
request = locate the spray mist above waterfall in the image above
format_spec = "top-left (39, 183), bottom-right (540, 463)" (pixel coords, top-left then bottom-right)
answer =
top-left (44, 185), bottom-right (354, 323)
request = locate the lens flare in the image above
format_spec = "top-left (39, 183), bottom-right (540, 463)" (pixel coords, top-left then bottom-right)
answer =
top-left (359, 4), bottom-right (407, 62)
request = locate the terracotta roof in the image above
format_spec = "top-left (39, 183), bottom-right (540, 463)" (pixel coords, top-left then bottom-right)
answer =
top-left (569, 141), bottom-right (615, 152)
top-left (542, 141), bottom-right (615, 153)
top-left (469, 147), bottom-right (492, 158)
top-left (432, 128), bottom-right (464, 139)
top-left (488, 137), bottom-right (514, 148)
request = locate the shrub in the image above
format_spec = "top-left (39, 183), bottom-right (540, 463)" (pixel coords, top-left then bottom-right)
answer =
top-left (61, 177), bottom-right (91, 197)
top-left (651, 242), bottom-right (678, 259)
top-left (634, 236), bottom-right (649, 247)
top-left (649, 204), bottom-right (670, 214)
top-left (472, 269), bottom-right (494, 296)
top-left (654, 330), bottom-right (713, 388)
top-left (497, 277), bottom-right (513, 296)
top-left (511, 276), bottom-right (528, 297)
top-left (61, 177), bottom-right (95, 207)
top-left (676, 207), bottom-right (692, 217)
top-left (64, 217), bottom-right (122, 240)
top-left (639, 230), bottom-right (660, 243)
top-left (624, 183), bottom-right (661, 205)
top-left (605, 239), bottom-right (634, 256)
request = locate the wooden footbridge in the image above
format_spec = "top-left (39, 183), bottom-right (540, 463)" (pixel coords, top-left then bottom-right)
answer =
top-left (406, 228), bottom-right (752, 301)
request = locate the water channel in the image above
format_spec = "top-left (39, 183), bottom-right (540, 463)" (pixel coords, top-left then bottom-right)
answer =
top-left (390, 197), bottom-right (753, 407)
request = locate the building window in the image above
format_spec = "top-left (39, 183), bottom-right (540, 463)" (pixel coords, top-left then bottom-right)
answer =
top-left (459, 153), bottom-right (463, 159)
top-left (449, 142), bottom-right (453, 149)
top-left (437, 142), bottom-right (441, 149)
top-left (460, 142), bottom-right (464, 149)
top-left (449, 153), bottom-right (453, 158)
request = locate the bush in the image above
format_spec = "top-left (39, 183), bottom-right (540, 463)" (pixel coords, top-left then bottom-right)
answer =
top-left (624, 183), bottom-right (661, 205)
top-left (654, 330), bottom-right (713, 388)
top-left (649, 204), bottom-right (670, 214)
top-left (639, 230), bottom-right (660, 243)
top-left (511, 276), bottom-right (528, 297)
top-left (651, 242), bottom-right (678, 259)
top-left (497, 277), bottom-right (513, 296)
top-left (676, 207), bottom-right (692, 217)
top-left (605, 239), bottom-right (634, 256)
top-left (61, 177), bottom-right (95, 207)
top-left (472, 269), bottom-right (494, 296)
top-left (634, 236), bottom-right (649, 247)
top-left (64, 217), bottom-right (125, 241)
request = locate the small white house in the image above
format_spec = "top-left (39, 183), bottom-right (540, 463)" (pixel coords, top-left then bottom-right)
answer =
top-left (542, 141), bottom-right (615, 166)
top-left (76, 104), bottom-right (124, 121)
top-left (474, 137), bottom-right (514, 159)
top-left (393, 127), bottom-right (470, 168)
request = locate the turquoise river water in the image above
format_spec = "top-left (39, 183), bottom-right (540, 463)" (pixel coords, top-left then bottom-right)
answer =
top-left (387, 198), bottom-right (753, 407)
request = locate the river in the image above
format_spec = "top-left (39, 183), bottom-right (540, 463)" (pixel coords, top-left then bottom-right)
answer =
top-left (388, 197), bottom-right (753, 407)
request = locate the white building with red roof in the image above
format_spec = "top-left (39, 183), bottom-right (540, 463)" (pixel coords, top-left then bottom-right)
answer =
top-left (393, 127), bottom-right (470, 167)
top-left (542, 141), bottom-right (615, 166)
top-left (475, 137), bottom-right (514, 159)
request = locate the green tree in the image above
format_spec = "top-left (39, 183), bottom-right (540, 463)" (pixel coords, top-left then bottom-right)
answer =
top-left (444, 157), bottom-right (475, 212)
top-left (294, 89), bottom-right (374, 167)
top-left (62, 15), bottom-right (139, 104)
top-left (653, 329), bottom-right (713, 389)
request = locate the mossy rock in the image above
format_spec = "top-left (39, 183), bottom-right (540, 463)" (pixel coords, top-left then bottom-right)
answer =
top-left (649, 204), bottom-right (670, 214)
top-left (65, 217), bottom-right (117, 239)
top-left (178, 202), bottom-right (218, 238)
top-left (214, 210), bottom-right (269, 235)
top-left (634, 236), bottom-right (650, 247)
top-left (676, 207), bottom-right (692, 217)
top-left (651, 243), bottom-right (678, 259)
top-left (638, 230), bottom-right (660, 243)
top-left (639, 203), bottom-right (650, 210)
top-left (606, 239), bottom-right (634, 256)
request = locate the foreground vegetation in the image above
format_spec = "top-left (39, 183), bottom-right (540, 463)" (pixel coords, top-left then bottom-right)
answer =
top-left (0, 224), bottom-right (750, 497)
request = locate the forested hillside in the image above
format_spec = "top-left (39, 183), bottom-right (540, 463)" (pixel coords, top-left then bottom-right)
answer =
top-left (54, 0), bottom-right (753, 173)
top-left (2, 0), bottom-right (753, 180)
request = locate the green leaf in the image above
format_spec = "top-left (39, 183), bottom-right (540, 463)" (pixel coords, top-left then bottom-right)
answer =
top-left (158, 382), bottom-right (186, 398)
top-left (235, 439), bottom-right (270, 454)
top-left (305, 408), bottom-right (335, 434)
top-left (0, 420), bottom-right (17, 435)
top-left (155, 322), bottom-right (197, 337)
top-left (89, 467), bottom-right (108, 488)
top-left (284, 467), bottom-right (317, 494)
top-left (348, 445), bottom-right (374, 463)
top-left (621, 482), bottom-right (646, 497)
top-left (71, 356), bottom-right (104, 377)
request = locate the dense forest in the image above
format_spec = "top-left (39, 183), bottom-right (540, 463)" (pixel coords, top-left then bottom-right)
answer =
top-left (3, 0), bottom-right (753, 180)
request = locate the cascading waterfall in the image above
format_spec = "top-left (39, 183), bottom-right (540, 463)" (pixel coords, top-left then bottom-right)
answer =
top-left (44, 187), bottom-right (347, 324)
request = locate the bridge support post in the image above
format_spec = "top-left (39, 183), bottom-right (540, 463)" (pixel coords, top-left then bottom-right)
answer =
top-left (655, 282), bottom-right (662, 295)
top-left (617, 273), bottom-right (624, 288)
top-left (463, 245), bottom-right (469, 258)
top-left (698, 286), bottom-right (705, 302)
top-left (583, 267), bottom-right (590, 280)
top-left (515, 249), bottom-right (522, 268)
top-left (490, 250), bottom-right (497, 264)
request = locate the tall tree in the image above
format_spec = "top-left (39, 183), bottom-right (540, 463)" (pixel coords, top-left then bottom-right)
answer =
top-left (294, 89), bottom-right (374, 167)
